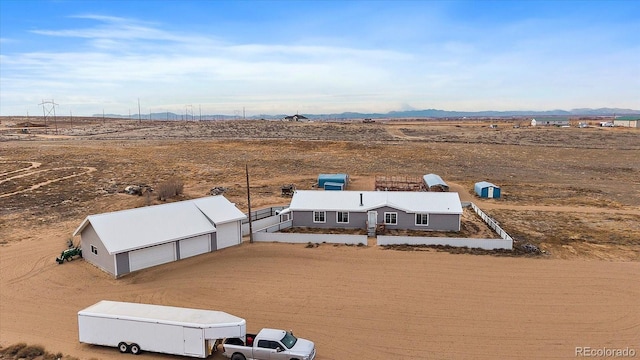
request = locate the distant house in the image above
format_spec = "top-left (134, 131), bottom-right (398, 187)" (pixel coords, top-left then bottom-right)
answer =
top-left (474, 181), bottom-right (501, 199)
top-left (533, 117), bottom-right (570, 126)
top-left (283, 190), bottom-right (462, 233)
top-left (283, 114), bottom-right (309, 122)
top-left (423, 174), bottom-right (449, 192)
top-left (613, 117), bottom-right (640, 128)
top-left (73, 196), bottom-right (246, 278)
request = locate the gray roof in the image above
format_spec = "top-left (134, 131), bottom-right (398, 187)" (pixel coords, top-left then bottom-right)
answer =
top-left (288, 190), bottom-right (462, 214)
top-left (423, 174), bottom-right (448, 187)
top-left (73, 196), bottom-right (246, 254)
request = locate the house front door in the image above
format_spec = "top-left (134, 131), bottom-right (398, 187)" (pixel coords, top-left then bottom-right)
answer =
top-left (367, 211), bottom-right (377, 228)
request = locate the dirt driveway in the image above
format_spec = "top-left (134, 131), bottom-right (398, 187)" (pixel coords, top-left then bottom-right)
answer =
top-left (1, 231), bottom-right (639, 360)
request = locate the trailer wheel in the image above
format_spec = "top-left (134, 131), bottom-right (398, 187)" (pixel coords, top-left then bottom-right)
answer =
top-left (231, 353), bottom-right (246, 360)
top-left (118, 342), bottom-right (129, 353)
top-left (130, 343), bottom-right (141, 355)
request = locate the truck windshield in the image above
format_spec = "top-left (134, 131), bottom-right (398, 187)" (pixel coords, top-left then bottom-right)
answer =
top-left (280, 332), bottom-right (298, 349)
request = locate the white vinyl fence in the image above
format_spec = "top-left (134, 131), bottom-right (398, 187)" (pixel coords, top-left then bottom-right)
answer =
top-left (253, 232), bottom-right (367, 245)
top-left (376, 236), bottom-right (512, 250)
top-left (468, 202), bottom-right (513, 242)
top-left (247, 216), bottom-right (367, 245)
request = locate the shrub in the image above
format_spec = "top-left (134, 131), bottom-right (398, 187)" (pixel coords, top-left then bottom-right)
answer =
top-left (1, 342), bottom-right (27, 355)
top-left (15, 344), bottom-right (45, 359)
top-left (156, 177), bottom-right (184, 201)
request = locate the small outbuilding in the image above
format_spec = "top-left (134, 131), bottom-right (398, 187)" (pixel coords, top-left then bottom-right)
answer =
top-left (317, 173), bottom-right (348, 190)
top-left (474, 181), bottom-right (501, 199)
top-left (73, 196), bottom-right (246, 278)
top-left (423, 174), bottom-right (449, 192)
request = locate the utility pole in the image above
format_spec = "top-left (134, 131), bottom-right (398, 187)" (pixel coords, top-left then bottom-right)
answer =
top-left (137, 98), bottom-right (141, 124)
top-left (246, 163), bottom-right (253, 243)
top-left (102, 109), bottom-right (105, 125)
top-left (70, 109), bottom-right (72, 127)
top-left (185, 105), bottom-right (193, 121)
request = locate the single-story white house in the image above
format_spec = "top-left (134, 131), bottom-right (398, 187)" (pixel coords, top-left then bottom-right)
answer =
top-left (281, 190), bottom-right (462, 233)
top-left (73, 196), bottom-right (246, 278)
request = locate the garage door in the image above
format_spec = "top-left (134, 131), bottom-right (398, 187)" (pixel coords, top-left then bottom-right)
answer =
top-left (129, 242), bottom-right (176, 272)
top-left (179, 234), bottom-right (211, 259)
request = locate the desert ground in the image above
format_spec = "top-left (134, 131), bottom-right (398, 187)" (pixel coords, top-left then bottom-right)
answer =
top-left (1, 118), bottom-right (639, 359)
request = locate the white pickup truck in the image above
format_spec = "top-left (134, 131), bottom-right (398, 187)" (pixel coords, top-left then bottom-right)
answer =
top-left (222, 328), bottom-right (316, 360)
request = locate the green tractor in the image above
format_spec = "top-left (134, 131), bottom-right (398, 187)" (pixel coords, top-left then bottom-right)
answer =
top-left (56, 240), bottom-right (82, 264)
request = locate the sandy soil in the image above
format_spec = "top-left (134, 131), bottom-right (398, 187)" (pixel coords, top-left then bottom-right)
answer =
top-left (1, 233), bottom-right (639, 360)
top-left (1, 118), bottom-right (639, 359)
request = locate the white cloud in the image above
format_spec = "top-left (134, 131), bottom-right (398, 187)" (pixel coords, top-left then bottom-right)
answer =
top-left (1, 10), bottom-right (638, 116)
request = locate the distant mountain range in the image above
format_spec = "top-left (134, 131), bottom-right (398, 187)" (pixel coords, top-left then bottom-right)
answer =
top-left (96, 107), bottom-right (639, 120)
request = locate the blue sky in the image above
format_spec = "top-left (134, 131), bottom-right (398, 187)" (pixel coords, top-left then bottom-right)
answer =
top-left (1, 0), bottom-right (639, 116)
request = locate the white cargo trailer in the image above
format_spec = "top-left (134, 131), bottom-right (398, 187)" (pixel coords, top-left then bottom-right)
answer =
top-left (78, 300), bottom-right (246, 358)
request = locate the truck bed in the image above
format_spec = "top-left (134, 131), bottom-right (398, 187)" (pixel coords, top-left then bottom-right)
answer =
top-left (225, 332), bottom-right (257, 346)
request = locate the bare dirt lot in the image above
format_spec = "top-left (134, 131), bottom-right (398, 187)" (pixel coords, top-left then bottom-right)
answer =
top-left (1, 118), bottom-right (639, 359)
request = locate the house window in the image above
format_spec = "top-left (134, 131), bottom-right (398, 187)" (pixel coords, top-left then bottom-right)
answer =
top-left (280, 213), bottom-right (291, 222)
top-left (337, 211), bottom-right (349, 224)
top-left (91, 245), bottom-right (98, 255)
top-left (384, 212), bottom-right (397, 225)
top-left (416, 213), bottom-right (429, 226)
top-left (313, 211), bottom-right (326, 223)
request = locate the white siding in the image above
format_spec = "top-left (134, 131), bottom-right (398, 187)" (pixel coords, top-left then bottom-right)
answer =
top-left (216, 221), bottom-right (241, 249)
top-left (129, 243), bottom-right (176, 272)
top-left (179, 234), bottom-right (211, 259)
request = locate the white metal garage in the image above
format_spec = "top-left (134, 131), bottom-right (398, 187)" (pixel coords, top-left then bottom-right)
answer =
top-left (73, 195), bottom-right (247, 278)
top-left (179, 234), bottom-right (211, 259)
top-left (129, 243), bottom-right (177, 272)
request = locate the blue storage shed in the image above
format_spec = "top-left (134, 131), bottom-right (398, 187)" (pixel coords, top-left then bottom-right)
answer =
top-left (318, 174), bottom-right (348, 190)
top-left (474, 181), bottom-right (501, 199)
top-left (323, 182), bottom-right (344, 191)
